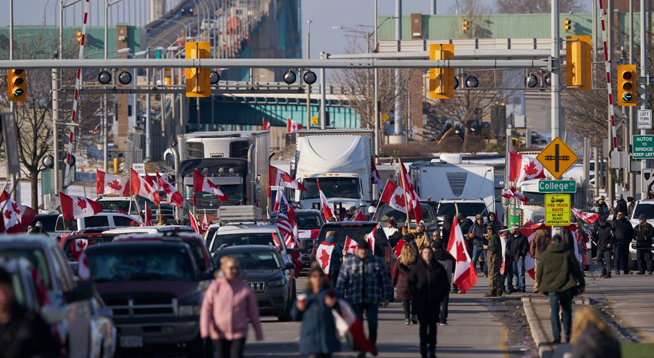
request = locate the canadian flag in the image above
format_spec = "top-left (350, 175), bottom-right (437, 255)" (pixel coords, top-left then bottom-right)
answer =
top-left (59, 193), bottom-right (103, 221)
top-left (333, 299), bottom-right (377, 354)
top-left (398, 158), bottom-right (423, 223)
top-left (366, 226), bottom-right (378, 254)
top-left (0, 190), bottom-right (36, 233)
top-left (379, 180), bottom-right (407, 213)
top-left (446, 219), bottom-right (478, 293)
top-left (262, 118), bottom-right (271, 130)
top-left (157, 173), bottom-right (184, 207)
top-left (571, 207), bottom-right (601, 225)
top-left (269, 165), bottom-right (307, 191)
top-left (143, 202), bottom-right (153, 226)
top-left (202, 211), bottom-right (210, 232)
top-left (144, 173), bottom-right (159, 192)
top-left (509, 152), bottom-right (545, 184)
top-left (502, 186), bottom-right (529, 204)
top-left (189, 213), bottom-right (204, 236)
top-left (316, 241), bottom-right (336, 274)
top-left (344, 236), bottom-right (358, 254)
top-left (77, 251), bottom-right (91, 280)
top-left (193, 170), bottom-right (229, 203)
top-left (371, 159), bottom-right (384, 188)
top-left (287, 118), bottom-right (303, 133)
top-left (96, 170), bottom-right (130, 196)
top-left (519, 222), bottom-right (548, 280)
top-left (130, 169), bottom-right (160, 206)
top-left (351, 210), bottom-right (366, 222)
top-left (317, 179), bottom-right (335, 221)
top-left (71, 239), bottom-right (88, 261)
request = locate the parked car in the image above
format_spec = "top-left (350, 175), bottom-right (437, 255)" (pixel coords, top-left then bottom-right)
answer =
top-left (52, 212), bottom-right (141, 239)
top-left (97, 196), bottom-right (176, 224)
top-left (111, 232), bottom-right (213, 273)
top-left (214, 245), bottom-right (296, 321)
top-left (0, 235), bottom-right (115, 358)
top-left (207, 222), bottom-right (296, 263)
top-left (314, 221), bottom-right (394, 272)
top-left (85, 241), bottom-right (213, 356)
top-left (628, 200), bottom-right (654, 269)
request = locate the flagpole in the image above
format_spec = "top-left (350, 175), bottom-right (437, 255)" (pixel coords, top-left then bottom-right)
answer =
top-left (398, 158), bottom-right (411, 228)
top-left (157, 201), bottom-right (163, 226)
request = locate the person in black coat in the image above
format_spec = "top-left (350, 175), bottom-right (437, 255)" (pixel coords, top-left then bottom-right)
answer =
top-left (0, 268), bottom-right (59, 358)
top-left (613, 194), bottom-right (628, 221)
top-left (409, 247), bottom-right (450, 358)
top-left (386, 218), bottom-right (402, 248)
top-left (611, 211), bottom-right (634, 275)
top-left (507, 227), bottom-right (529, 293)
top-left (633, 214), bottom-right (654, 274)
top-left (441, 215), bottom-right (453, 247)
top-left (594, 217), bottom-right (614, 278)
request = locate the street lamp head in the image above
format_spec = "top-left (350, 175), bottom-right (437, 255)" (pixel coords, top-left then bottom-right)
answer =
top-left (307, 20), bottom-right (313, 24)
top-left (134, 50), bottom-right (148, 57)
top-left (117, 48), bottom-right (131, 54)
top-left (332, 26), bottom-right (344, 30)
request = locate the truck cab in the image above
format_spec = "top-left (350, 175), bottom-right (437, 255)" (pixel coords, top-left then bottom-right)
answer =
top-left (518, 179), bottom-right (584, 224)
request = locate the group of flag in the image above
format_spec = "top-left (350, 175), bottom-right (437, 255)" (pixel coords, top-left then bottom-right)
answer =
top-left (262, 118), bottom-right (303, 133)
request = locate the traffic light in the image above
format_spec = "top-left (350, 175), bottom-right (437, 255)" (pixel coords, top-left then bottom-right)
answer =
top-left (617, 64), bottom-right (637, 106)
top-left (566, 35), bottom-right (591, 91)
top-left (564, 18), bottom-right (572, 32)
top-left (428, 44), bottom-right (455, 100)
top-left (76, 29), bottom-right (82, 43)
top-left (185, 42), bottom-right (211, 97)
top-left (7, 69), bottom-right (26, 102)
top-left (462, 19), bottom-right (470, 33)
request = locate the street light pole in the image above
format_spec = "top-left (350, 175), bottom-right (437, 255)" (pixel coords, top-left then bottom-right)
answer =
top-left (393, 0), bottom-right (403, 142)
top-left (373, 0), bottom-right (379, 156)
top-left (551, 0), bottom-right (562, 237)
top-left (640, 0), bottom-right (648, 199)
top-left (306, 20), bottom-right (312, 126)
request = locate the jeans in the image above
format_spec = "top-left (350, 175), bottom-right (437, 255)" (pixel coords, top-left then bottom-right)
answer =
top-left (598, 249), bottom-right (612, 276)
top-left (351, 302), bottom-right (379, 346)
top-left (402, 300), bottom-right (416, 320)
top-left (472, 246), bottom-right (487, 275)
top-left (512, 257), bottom-right (526, 291)
top-left (439, 292), bottom-right (450, 323)
top-left (614, 244), bottom-right (630, 273)
top-left (416, 304), bottom-right (439, 353)
top-left (548, 290), bottom-right (573, 340)
top-left (637, 249), bottom-right (653, 272)
top-left (213, 338), bottom-right (246, 358)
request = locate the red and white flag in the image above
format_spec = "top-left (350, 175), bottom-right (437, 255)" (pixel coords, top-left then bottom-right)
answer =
top-left (333, 299), bottom-right (377, 354)
top-left (59, 193), bottom-right (103, 221)
top-left (71, 239), bottom-right (88, 261)
top-left (316, 242), bottom-right (336, 273)
top-left (0, 190), bottom-right (36, 234)
top-left (571, 207), bottom-right (601, 225)
top-left (202, 211), bottom-right (210, 232)
top-left (502, 186), bottom-right (529, 204)
top-left (317, 179), bottom-right (335, 221)
top-left (130, 169), bottom-right (160, 205)
top-left (446, 219), bottom-right (478, 293)
top-left (189, 213), bottom-right (204, 236)
top-left (96, 170), bottom-right (130, 196)
top-left (77, 251), bottom-right (91, 280)
top-left (379, 180), bottom-right (408, 213)
top-left (398, 158), bottom-right (423, 223)
top-left (344, 236), bottom-right (358, 254)
top-left (509, 152), bottom-right (545, 184)
top-left (144, 172), bottom-right (159, 192)
top-left (519, 222), bottom-right (548, 280)
top-left (262, 118), bottom-right (271, 130)
top-left (143, 202), bottom-right (153, 226)
top-left (351, 210), bottom-right (366, 222)
top-left (269, 165), bottom-right (306, 191)
top-left (193, 170), bottom-right (229, 203)
top-left (157, 173), bottom-right (184, 207)
top-left (287, 118), bottom-right (303, 133)
top-left (274, 192), bottom-right (299, 249)
top-left (371, 158), bottom-right (383, 188)
top-left (366, 226), bottom-right (378, 254)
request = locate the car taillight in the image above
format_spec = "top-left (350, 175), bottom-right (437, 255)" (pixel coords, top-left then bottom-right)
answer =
top-left (385, 247), bottom-right (391, 264)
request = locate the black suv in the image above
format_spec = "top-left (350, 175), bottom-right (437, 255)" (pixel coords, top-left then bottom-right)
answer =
top-left (214, 245), bottom-right (296, 321)
top-left (85, 241), bottom-right (213, 356)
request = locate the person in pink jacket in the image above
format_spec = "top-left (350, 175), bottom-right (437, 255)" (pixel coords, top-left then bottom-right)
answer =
top-left (200, 256), bottom-right (264, 358)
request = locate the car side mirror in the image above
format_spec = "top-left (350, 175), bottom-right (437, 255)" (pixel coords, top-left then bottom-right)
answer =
top-left (41, 305), bottom-right (67, 325)
top-left (64, 279), bottom-right (94, 303)
top-left (284, 262), bottom-right (296, 270)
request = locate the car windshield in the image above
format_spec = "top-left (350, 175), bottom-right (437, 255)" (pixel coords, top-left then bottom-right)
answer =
top-left (296, 212), bottom-right (322, 230)
top-left (378, 204), bottom-right (436, 223)
top-left (2, 249), bottom-right (52, 290)
top-left (633, 204), bottom-right (654, 219)
top-left (86, 246), bottom-right (195, 282)
top-left (213, 232), bottom-right (281, 252)
top-left (301, 178), bottom-right (361, 199)
top-left (218, 251), bottom-right (281, 270)
top-left (437, 203), bottom-right (488, 217)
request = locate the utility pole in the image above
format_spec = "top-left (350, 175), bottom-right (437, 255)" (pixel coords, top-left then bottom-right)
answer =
top-left (320, 52), bottom-right (326, 130)
top-left (306, 20), bottom-right (312, 126)
top-left (393, 0), bottom-right (403, 142)
top-left (641, 0), bottom-right (648, 199)
top-left (551, 0), bottom-right (562, 237)
top-left (145, 50), bottom-right (152, 159)
top-left (629, 0), bottom-right (636, 197)
top-left (373, 0), bottom-right (380, 156)
top-left (52, 69), bottom-right (60, 195)
top-left (103, 0), bottom-right (109, 173)
top-left (9, 0), bottom-right (17, 200)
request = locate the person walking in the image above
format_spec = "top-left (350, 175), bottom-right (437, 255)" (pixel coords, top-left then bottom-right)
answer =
top-left (570, 306), bottom-right (622, 358)
top-left (633, 214), bottom-right (654, 274)
top-left (506, 226), bottom-right (529, 293)
top-left (468, 214), bottom-right (488, 277)
top-left (431, 240), bottom-right (455, 325)
top-left (200, 256), bottom-right (264, 358)
top-left (485, 225), bottom-right (504, 297)
top-left (537, 234), bottom-right (586, 344)
top-left (415, 222), bottom-right (431, 251)
top-left (324, 231), bottom-right (343, 289)
top-left (530, 229), bottom-right (551, 293)
top-left (335, 239), bottom-right (391, 358)
top-left (594, 217), bottom-right (614, 278)
top-left (409, 247), bottom-right (450, 358)
top-left (392, 244), bottom-right (417, 325)
top-left (611, 211), bottom-right (633, 275)
top-left (293, 263), bottom-right (341, 358)
top-left (0, 268), bottom-right (59, 358)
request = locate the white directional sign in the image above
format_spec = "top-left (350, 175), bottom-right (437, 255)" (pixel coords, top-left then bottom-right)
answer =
top-left (638, 109), bottom-right (652, 130)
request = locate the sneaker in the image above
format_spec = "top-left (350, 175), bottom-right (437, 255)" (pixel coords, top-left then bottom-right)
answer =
top-left (405, 319), bottom-right (410, 325)
top-left (637, 271), bottom-right (646, 275)
top-left (439, 321), bottom-right (448, 326)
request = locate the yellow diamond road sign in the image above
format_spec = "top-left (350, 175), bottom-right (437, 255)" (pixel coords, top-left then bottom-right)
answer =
top-left (536, 137), bottom-right (579, 179)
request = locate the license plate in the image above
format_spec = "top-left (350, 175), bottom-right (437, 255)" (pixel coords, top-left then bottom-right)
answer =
top-left (120, 335), bottom-right (143, 348)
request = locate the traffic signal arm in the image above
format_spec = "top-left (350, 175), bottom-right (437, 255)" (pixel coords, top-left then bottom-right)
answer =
top-left (428, 44), bottom-right (455, 100)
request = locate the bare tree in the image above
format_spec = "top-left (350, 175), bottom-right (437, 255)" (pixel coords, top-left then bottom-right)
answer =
top-left (0, 32), bottom-right (104, 209)
top-left (496, 0), bottom-right (584, 14)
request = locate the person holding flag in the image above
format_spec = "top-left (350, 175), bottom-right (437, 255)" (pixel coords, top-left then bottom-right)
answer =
top-left (324, 231), bottom-right (343, 289)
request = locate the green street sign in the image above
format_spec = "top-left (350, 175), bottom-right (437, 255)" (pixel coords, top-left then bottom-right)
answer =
top-left (633, 135), bottom-right (654, 159)
top-left (538, 180), bottom-right (576, 193)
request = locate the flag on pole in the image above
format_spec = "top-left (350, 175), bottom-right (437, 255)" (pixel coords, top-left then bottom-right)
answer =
top-left (189, 213), bottom-right (204, 236)
top-left (262, 118), bottom-right (271, 130)
top-left (317, 179), bottom-right (335, 221)
top-left (130, 169), bottom-right (160, 205)
top-left (571, 207), bottom-right (601, 225)
top-left (202, 211), bottom-right (210, 232)
top-left (157, 173), bottom-right (184, 207)
top-left (287, 118), bottom-right (303, 133)
top-left (398, 158), bottom-right (423, 223)
top-left (370, 159), bottom-right (383, 188)
top-left (274, 190), bottom-right (299, 249)
top-left (379, 180), bottom-right (408, 213)
top-left (502, 186), bottom-right (529, 204)
top-left (366, 226), bottom-right (378, 254)
top-left (344, 236), bottom-right (359, 254)
top-left (193, 170), bottom-right (229, 203)
top-left (446, 219), bottom-right (478, 293)
top-left (332, 299), bottom-right (377, 354)
top-left (509, 152), bottom-right (545, 184)
top-left (143, 202), bottom-right (153, 226)
top-left (59, 193), bottom-right (103, 221)
top-left (96, 170), bottom-right (130, 196)
top-left (269, 165), bottom-right (307, 191)
top-left (0, 190), bottom-right (36, 233)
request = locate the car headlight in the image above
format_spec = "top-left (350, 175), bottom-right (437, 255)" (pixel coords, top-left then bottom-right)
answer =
top-left (178, 291), bottom-right (203, 316)
top-left (268, 278), bottom-right (286, 288)
top-left (178, 305), bottom-right (201, 316)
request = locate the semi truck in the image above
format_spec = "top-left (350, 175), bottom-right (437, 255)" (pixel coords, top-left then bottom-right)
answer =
top-left (294, 129), bottom-right (373, 211)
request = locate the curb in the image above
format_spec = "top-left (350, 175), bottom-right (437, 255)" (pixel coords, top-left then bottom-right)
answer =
top-left (522, 297), bottom-right (554, 358)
